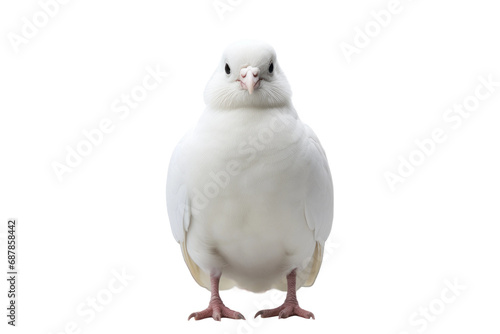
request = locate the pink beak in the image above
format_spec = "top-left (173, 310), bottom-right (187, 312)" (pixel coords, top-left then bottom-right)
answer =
top-left (239, 66), bottom-right (260, 94)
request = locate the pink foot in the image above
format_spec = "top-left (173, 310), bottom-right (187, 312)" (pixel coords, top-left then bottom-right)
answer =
top-left (255, 301), bottom-right (315, 319)
top-left (188, 272), bottom-right (245, 321)
top-left (254, 269), bottom-right (315, 320)
top-left (188, 297), bottom-right (245, 321)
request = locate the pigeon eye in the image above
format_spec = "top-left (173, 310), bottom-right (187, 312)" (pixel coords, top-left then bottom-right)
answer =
top-left (268, 62), bottom-right (274, 73)
top-left (225, 63), bottom-right (231, 74)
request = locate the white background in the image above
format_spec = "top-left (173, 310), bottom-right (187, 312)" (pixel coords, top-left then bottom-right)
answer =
top-left (1, 0), bottom-right (499, 333)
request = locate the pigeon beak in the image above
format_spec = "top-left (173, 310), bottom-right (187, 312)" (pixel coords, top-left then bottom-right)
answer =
top-left (239, 66), bottom-right (260, 94)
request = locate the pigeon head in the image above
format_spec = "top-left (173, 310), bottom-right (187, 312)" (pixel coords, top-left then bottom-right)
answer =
top-left (204, 40), bottom-right (292, 110)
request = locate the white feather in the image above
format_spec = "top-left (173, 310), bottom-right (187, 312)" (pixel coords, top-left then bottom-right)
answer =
top-left (167, 40), bottom-right (333, 292)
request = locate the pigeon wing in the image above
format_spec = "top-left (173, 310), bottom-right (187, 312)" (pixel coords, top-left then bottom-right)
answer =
top-left (166, 137), bottom-right (234, 290)
top-left (166, 139), bottom-right (191, 244)
top-left (302, 125), bottom-right (333, 286)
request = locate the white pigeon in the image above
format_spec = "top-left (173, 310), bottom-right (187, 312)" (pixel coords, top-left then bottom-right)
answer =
top-left (166, 40), bottom-right (333, 321)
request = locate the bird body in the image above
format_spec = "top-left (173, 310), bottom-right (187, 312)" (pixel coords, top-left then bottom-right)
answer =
top-left (167, 40), bottom-right (333, 320)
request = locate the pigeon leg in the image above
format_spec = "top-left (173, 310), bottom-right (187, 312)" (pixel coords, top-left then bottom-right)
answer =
top-left (254, 269), bottom-right (315, 320)
top-left (188, 272), bottom-right (245, 321)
